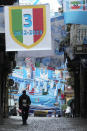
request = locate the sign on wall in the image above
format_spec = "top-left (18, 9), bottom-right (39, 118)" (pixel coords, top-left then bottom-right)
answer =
top-left (63, 0), bottom-right (87, 25)
top-left (5, 4), bottom-right (51, 51)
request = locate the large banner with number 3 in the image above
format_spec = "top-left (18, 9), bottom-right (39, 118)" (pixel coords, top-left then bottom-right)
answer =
top-left (5, 4), bottom-right (51, 51)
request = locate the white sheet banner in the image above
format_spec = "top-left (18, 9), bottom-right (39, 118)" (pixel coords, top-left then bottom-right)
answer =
top-left (5, 4), bottom-right (52, 51)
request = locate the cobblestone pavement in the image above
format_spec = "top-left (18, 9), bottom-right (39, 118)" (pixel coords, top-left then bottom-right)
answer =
top-left (0, 116), bottom-right (87, 131)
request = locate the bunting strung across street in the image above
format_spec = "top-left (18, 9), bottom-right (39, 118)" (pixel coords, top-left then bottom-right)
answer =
top-left (63, 0), bottom-right (87, 25)
top-left (25, 57), bottom-right (35, 71)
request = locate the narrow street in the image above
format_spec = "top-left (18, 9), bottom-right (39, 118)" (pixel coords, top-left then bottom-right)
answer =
top-left (0, 116), bottom-right (87, 131)
top-left (1, 0), bottom-right (87, 129)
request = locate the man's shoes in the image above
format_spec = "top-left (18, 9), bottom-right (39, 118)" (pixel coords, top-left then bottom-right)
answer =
top-left (23, 120), bottom-right (27, 125)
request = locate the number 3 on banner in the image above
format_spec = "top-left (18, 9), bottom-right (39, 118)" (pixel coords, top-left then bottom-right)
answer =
top-left (24, 14), bottom-right (32, 27)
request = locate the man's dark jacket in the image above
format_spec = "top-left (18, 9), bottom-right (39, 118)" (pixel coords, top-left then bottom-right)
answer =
top-left (19, 94), bottom-right (31, 110)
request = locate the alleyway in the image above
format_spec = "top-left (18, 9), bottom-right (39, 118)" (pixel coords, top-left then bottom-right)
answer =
top-left (0, 116), bottom-right (87, 131)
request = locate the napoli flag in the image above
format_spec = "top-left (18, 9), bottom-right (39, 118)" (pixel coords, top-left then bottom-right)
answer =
top-left (5, 5), bottom-right (51, 51)
top-left (63, 0), bottom-right (87, 25)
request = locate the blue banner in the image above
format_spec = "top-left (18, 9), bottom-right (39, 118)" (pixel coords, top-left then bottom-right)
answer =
top-left (63, 0), bottom-right (87, 25)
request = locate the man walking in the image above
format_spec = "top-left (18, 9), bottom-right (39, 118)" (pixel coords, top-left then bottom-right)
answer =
top-left (19, 90), bottom-right (31, 125)
top-left (70, 99), bottom-right (76, 118)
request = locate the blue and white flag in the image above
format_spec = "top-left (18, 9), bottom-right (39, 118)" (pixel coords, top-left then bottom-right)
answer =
top-left (63, 0), bottom-right (87, 25)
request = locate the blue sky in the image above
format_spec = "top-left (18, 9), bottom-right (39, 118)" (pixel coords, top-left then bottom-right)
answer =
top-left (19, 0), bottom-right (61, 12)
top-left (19, 0), bottom-right (61, 17)
top-left (0, 1), bottom-right (61, 14)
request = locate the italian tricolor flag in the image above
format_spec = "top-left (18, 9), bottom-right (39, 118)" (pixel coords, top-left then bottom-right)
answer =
top-left (11, 7), bottom-right (44, 46)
